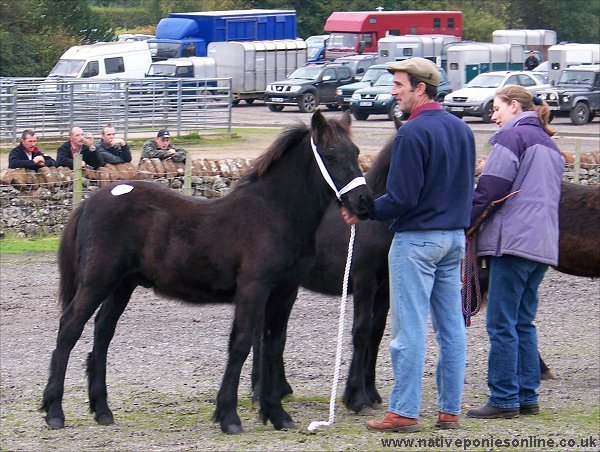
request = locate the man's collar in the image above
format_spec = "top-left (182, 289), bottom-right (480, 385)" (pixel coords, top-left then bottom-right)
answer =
top-left (407, 101), bottom-right (441, 121)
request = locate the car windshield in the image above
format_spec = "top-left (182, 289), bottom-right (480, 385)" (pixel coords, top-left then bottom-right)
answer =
top-left (533, 72), bottom-right (549, 84)
top-left (559, 70), bottom-right (595, 85)
top-left (147, 64), bottom-right (177, 76)
top-left (373, 72), bottom-right (394, 86)
top-left (306, 36), bottom-right (327, 46)
top-left (466, 74), bottom-right (505, 88)
top-left (48, 59), bottom-right (85, 77)
top-left (289, 66), bottom-right (323, 80)
top-left (362, 68), bottom-right (387, 83)
top-left (307, 47), bottom-right (322, 60)
top-left (327, 33), bottom-right (357, 50)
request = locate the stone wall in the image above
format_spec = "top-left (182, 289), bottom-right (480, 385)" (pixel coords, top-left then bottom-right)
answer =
top-left (0, 152), bottom-right (596, 238)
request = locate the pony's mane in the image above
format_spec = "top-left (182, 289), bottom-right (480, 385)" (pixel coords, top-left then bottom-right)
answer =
top-left (237, 114), bottom-right (352, 186)
top-left (239, 122), bottom-right (310, 185)
top-left (366, 136), bottom-right (394, 196)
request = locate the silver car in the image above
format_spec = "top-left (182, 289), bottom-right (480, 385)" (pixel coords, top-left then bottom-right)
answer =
top-left (442, 71), bottom-right (551, 122)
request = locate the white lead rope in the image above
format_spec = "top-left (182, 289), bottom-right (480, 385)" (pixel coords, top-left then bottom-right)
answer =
top-left (307, 223), bottom-right (355, 433)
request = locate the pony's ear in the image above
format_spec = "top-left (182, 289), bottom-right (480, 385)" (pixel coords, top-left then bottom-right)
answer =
top-left (310, 109), bottom-right (327, 140)
top-left (340, 109), bottom-right (352, 131)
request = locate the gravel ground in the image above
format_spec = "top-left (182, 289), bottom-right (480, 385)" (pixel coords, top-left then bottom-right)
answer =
top-left (1, 253), bottom-right (598, 451)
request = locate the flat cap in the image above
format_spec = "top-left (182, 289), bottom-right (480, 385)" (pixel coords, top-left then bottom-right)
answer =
top-left (387, 57), bottom-right (440, 86)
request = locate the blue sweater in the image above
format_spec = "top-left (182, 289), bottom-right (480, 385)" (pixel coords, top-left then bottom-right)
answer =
top-left (371, 108), bottom-right (475, 232)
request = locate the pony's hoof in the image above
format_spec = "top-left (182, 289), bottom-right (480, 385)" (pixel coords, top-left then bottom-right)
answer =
top-left (96, 413), bottom-right (114, 426)
top-left (223, 423), bottom-right (243, 434)
top-left (280, 420), bottom-right (296, 430)
top-left (371, 401), bottom-right (383, 410)
top-left (356, 406), bottom-right (375, 416)
top-left (46, 416), bottom-right (64, 429)
top-left (541, 370), bottom-right (555, 380)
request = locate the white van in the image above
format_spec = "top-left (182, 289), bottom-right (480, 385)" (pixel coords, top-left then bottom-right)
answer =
top-left (47, 41), bottom-right (152, 80)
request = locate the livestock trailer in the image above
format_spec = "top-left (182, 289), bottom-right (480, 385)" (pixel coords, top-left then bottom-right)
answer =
top-left (547, 43), bottom-right (600, 85)
top-left (446, 42), bottom-right (525, 90)
top-left (377, 34), bottom-right (461, 67)
top-left (492, 29), bottom-right (557, 60)
top-left (207, 39), bottom-right (307, 103)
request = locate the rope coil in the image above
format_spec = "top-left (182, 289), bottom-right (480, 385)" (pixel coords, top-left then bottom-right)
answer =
top-left (307, 223), bottom-right (355, 433)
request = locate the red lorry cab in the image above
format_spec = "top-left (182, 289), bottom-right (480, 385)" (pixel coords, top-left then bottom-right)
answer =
top-left (324, 11), bottom-right (463, 59)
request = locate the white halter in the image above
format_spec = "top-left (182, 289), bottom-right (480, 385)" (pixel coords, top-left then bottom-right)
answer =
top-left (310, 136), bottom-right (367, 201)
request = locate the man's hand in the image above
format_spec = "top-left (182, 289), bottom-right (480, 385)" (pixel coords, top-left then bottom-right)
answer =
top-left (33, 155), bottom-right (46, 166)
top-left (341, 206), bottom-right (360, 225)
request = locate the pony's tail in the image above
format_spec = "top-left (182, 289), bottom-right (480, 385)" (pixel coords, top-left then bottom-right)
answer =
top-left (58, 206), bottom-right (83, 311)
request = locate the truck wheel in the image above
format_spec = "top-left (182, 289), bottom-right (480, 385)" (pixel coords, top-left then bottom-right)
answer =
top-left (326, 104), bottom-right (340, 111)
top-left (587, 112), bottom-right (596, 122)
top-left (299, 93), bottom-right (318, 113)
top-left (268, 104), bottom-right (284, 112)
top-left (548, 111), bottom-right (555, 123)
top-left (482, 102), bottom-right (494, 123)
top-left (387, 103), bottom-right (397, 121)
top-left (352, 111), bottom-right (369, 120)
top-left (245, 99), bottom-right (255, 105)
top-left (570, 102), bottom-right (589, 125)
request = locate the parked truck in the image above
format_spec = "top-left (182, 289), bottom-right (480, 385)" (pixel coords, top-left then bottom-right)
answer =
top-left (207, 39), bottom-right (307, 104)
top-left (147, 9), bottom-right (297, 61)
top-left (547, 43), bottom-right (600, 85)
top-left (377, 34), bottom-right (460, 67)
top-left (446, 42), bottom-right (525, 90)
top-left (492, 29), bottom-right (557, 61)
top-left (323, 10), bottom-right (462, 60)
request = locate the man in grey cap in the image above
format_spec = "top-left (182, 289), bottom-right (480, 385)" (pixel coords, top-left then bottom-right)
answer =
top-left (141, 129), bottom-right (187, 163)
top-left (342, 57), bottom-right (475, 432)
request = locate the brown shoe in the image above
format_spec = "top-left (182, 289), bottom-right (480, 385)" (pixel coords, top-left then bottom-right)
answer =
top-left (435, 412), bottom-right (460, 429)
top-left (520, 404), bottom-right (540, 415)
top-left (365, 412), bottom-right (420, 432)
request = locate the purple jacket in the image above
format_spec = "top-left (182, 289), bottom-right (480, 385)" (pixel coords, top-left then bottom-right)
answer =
top-left (472, 111), bottom-right (564, 265)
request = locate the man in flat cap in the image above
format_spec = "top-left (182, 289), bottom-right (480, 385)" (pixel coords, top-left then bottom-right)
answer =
top-left (141, 129), bottom-right (187, 163)
top-left (342, 57), bottom-right (475, 432)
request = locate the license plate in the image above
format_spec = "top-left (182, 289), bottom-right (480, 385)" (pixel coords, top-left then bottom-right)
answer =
top-left (271, 97), bottom-right (284, 102)
top-left (343, 97), bottom-right (351, 102)
top-left (451, 106), bottom-right (464, 112)
top-left (359, 101), bottom-right (373, 107)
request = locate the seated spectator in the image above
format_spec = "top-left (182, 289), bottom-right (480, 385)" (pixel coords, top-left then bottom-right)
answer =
top-left (9, 129), bottom-right (56, 170)
top-left (56, 127), bottom-right (104, 170)
top-left (141, 129), bottom-right (186, 163)
top-left (95, 125), bottom-right (132, 164)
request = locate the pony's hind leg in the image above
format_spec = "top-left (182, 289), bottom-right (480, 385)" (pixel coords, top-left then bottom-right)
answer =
top-left (87, 283), bottom-right (136, 425)
top-left (41, 289), bottom-right (105, 429)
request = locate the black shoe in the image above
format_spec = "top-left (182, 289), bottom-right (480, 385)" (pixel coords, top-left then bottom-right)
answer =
top-left (467, 404), bottom-right (519, 419)
top-left (520, 404), bottom-right (539, 415)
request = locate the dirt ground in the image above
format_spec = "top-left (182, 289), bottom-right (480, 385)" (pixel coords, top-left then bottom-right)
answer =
top-left (0, 252), bottom-right (598, 451)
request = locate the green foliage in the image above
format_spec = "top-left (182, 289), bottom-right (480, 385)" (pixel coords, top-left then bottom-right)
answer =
top-left (91, 6), bottom-right (154, 30)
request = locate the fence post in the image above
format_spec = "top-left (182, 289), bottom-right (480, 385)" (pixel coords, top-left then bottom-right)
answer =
top-left (73, 154), bottom-right (83, 208)
top-left (574, 139), bottom-right (581, 183)
top-left (184, 156), bottom-right (192, 196)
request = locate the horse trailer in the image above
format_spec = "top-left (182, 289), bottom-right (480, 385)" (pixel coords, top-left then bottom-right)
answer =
top-left (207, 39), bottom-right (307, 104)
top-left (492, 29), bottom-right (557, 60)
top-left (377, 34), bottom-right (461, 67)
top-left (446, 42), bottom-right (525, 90)
top-left (547, 43), bottom-right (600, 85)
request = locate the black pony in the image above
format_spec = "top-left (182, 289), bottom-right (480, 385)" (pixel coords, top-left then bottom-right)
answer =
top-left (261, 139), bottom-right (600, 414)
top-left (40, 110), bottom-right (373, 434)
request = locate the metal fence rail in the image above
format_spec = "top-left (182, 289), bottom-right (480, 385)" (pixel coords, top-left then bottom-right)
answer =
top-left (0, 77), bottom-right (233, 142)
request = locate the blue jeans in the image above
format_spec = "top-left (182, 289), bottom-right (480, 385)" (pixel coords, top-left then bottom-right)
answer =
top-left (388, 230), bottom-right (466, 419)
top-left (486, 255), bottom-right (548, 409)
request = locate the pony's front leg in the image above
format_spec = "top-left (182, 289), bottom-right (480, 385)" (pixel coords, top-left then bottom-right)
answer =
top-left (41, 291), bottom-right (103, 429)
top-left (87, 284), bottom-right (134, 426)
top-left (214, 284), bottom-right (268, 434)
top-left (259, 287), bottom-right (297, 430)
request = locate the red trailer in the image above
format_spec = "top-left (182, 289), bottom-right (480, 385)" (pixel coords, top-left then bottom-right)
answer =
top-left (324, 10), bottom-right (462, 59)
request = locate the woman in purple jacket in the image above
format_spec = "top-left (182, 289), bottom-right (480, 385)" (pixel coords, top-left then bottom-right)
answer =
top-left (467, 85), bottom-right (564, 419)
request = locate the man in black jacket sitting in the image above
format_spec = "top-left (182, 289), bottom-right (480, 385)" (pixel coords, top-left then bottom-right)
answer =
top-left (95, 124), bottom-right (132, 164)
top-left (56, 127), bottom-right (104, 169)
top-left (9, 129), bottom-right (56, 170)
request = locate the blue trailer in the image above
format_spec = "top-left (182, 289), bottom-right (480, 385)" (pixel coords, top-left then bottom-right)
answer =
top-left (148, 9), bottom-right (297, 61)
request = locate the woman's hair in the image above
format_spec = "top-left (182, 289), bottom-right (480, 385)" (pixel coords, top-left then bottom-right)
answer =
top-left (495, 85), bottom-right (555, 136)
